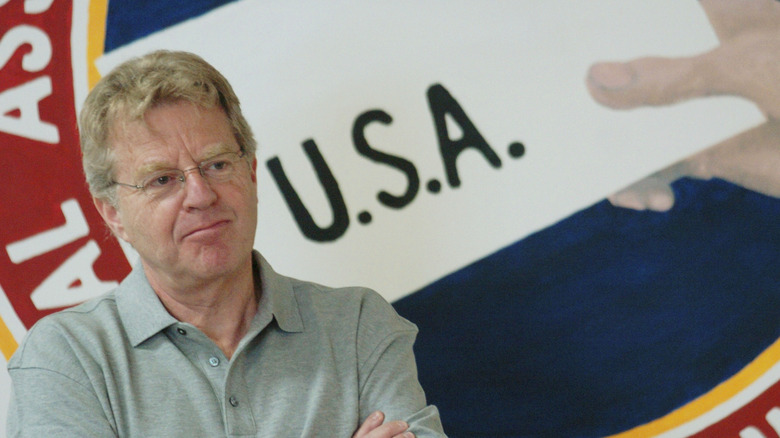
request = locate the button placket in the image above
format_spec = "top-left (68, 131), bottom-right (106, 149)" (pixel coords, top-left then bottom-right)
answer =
top-left (222, 353), bottom-right (257, 434)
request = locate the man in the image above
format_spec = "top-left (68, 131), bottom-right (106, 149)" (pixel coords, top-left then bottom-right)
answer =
top-left (6, 50), bottom-right (445, 437)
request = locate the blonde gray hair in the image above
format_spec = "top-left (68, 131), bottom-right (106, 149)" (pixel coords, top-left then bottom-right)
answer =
top-left (79, 50), bottom-right (256, 204)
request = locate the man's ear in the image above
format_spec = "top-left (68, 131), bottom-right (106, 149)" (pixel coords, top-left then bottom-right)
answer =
top-left (93, 196), bottom-right (129, 242)
top-left (250, 158), bottom-right (259, 203)
top-left (250, 157), bottom-right (258, 183)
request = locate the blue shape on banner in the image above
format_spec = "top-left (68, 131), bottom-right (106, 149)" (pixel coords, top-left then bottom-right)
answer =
top-left (394, 178), bottom-right (780, 437)
top-left (105, 0), bottom-right (237, 51)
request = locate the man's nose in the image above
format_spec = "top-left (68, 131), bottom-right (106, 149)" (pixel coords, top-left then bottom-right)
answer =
top-left (181, 167), bottom-right (217, 208)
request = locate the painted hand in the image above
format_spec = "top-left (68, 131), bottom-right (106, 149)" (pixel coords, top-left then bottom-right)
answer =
top-left (586, 0), bottom-right (780, 211)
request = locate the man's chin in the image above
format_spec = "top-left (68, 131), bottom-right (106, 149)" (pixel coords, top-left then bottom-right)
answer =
top-left (189, 246), bottom-right (252, 276)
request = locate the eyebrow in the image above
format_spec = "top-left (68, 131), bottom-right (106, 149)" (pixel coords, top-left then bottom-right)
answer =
top-left (132, 144), bottom-right (239, 179)
top-left (198, 143), bottom-right (239, 161)
top-left (134, 162), bottom-right (177, 181)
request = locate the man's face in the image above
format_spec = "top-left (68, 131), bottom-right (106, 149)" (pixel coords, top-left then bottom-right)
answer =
top-left (94, 101), bottom-right (258, 290)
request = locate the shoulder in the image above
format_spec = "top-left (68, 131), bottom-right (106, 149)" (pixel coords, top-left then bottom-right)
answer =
top-left (286, 276), bottom-right (417, 336)
top-left (8, 292), bottom-right (122, 372)
top-left (257, 253), bottom-right (417, 340)
top-left (259, 253), bottom-right (399, 322)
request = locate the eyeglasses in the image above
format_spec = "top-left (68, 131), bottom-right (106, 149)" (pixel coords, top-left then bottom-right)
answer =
top-left (112, 150), bottom-right (248, 199)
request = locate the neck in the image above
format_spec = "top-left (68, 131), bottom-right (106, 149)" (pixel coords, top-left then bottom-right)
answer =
top-left (145, 257), bottom-right (259, 359)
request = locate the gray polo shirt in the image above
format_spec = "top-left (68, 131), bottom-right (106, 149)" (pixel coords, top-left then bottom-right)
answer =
top-left (7, 252), bottom-right (445, 437)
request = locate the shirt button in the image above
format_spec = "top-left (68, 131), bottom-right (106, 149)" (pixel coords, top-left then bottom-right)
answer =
top-left (208, 357), bottom-right (220, 367)
top-left (177, 328), bottom-right (187, 336)
top-left (229, 396), bottom-right (239, 407)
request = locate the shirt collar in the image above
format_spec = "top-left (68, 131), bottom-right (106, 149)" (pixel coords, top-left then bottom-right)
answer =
top-left (115, 262), bottom-right (178, 347)
top-left (117, 250), bottom-right (304, 347)
top-left (255, 251), bottom-right (305, 333)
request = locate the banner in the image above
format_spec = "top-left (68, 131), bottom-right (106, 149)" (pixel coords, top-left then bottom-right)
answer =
top-left (2, 1), bottom-right (779, 436)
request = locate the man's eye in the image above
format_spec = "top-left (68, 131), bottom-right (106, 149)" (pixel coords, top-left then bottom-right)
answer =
top-left (207, 160), bottom-right (231, 172)
top-left (146, 172), bottom-right (179, 189)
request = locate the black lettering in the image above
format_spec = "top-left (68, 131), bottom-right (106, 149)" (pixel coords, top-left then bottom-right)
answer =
top-left (353, 109), bottom-right (420, 208)
top-left (427, 83), bottom-right (501, 187)
top-left (266, 140), bottom-right (349, 242)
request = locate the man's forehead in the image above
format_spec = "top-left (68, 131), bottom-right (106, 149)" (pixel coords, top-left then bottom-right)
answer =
top-left (108, 101), bottom-right (235, 145)
top-left (109, 101), bottom-right (228, 139)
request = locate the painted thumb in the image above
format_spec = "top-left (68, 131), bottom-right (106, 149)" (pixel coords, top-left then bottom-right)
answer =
top-left (586, 56), bottom-right (704, 110)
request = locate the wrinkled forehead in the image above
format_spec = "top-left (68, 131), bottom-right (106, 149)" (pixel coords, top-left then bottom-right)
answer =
top-left (108, 96), bottom-right (218, 139)
top-left (107, 101), bottom-right (236, 169)
top-left (109, 99), bottom-right (228, 147)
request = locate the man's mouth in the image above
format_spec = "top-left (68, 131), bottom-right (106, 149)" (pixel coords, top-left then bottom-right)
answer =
top-left (183, 220), bottom-right (230, 240)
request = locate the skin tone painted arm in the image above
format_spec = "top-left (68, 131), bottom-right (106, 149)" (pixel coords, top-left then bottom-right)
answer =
top-left (586, 0), bottom-right (780, 211)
